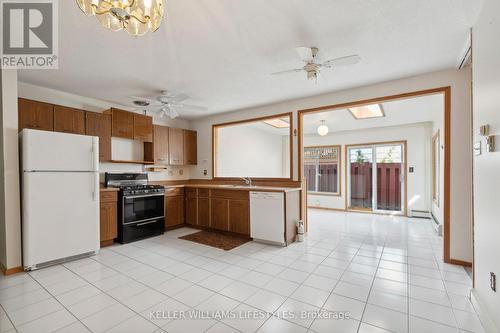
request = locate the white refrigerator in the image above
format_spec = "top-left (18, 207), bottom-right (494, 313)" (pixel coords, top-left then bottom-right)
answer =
top-left (21, 129), bottom-right (100, 271)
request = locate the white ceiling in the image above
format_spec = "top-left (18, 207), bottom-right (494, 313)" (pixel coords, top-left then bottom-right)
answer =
top-left (18, 1), bottom-right (482, 118)
top-left (302, 93), bottom-right (444, 134)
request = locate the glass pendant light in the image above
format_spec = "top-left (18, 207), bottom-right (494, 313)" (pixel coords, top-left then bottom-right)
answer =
top-left (317, 120), bottom-right (329, 136)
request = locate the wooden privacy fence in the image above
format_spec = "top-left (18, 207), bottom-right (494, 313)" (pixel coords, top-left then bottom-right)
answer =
top-left (350, 162), bottom-right (401, 211)
top-left (350, 162), bottom-right (373, 209)
top-left (305, 164), bottom-right (338, 193)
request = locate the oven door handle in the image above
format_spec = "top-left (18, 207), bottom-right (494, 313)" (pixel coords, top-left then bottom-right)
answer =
top-left (123, 193), bottom-right (165, 199)
top-left (136, 220), bottom-right (161, 227)
top-left (122, 216), bottom-right (165, 225)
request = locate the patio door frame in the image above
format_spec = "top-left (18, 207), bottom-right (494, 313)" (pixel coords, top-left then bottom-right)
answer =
top-left (345, 141), bottom-right (407, 216)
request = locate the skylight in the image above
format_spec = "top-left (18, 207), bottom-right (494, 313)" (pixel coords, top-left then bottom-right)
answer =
top-left (263, 117), bottom-right (290, 128)
top-left (349, 104), bottom-right (384, 119)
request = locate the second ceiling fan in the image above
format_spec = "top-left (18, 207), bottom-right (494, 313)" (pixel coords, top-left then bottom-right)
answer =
top-left (272, 47), bottom-right (361, 82)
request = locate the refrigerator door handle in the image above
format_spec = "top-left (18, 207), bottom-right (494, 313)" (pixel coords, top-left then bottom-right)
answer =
top-left (92, 137), bottom-right (99, 172)
top-left (93, 173), bottom-right (99, 202)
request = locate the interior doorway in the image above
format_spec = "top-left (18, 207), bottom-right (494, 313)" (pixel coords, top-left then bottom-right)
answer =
top-left (346, 141), bottom-right (406, 215)
top-left (298, 87), bottom-right (454, 263)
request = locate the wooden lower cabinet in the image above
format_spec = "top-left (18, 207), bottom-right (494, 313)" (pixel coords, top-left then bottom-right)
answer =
top-left (100, 191), bottom-right (118, 247)
top-left (163, 187), bottom-right (251, 236)
top-left (228, 200), bottom-right (250, 235)
top-left (210, 198), bottom-right (229, 231)
top-left (186, 196), bottom-right (198, 225)
top-left (198, 198), bottom-right (210, 227)
top-left (165, 195), bottom-right (185, 228)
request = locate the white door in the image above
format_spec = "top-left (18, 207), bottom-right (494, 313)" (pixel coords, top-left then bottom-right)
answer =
top-left (22, 129), bottom-right (99, 172)
top-left (22, 171), bottom-right (100, 269)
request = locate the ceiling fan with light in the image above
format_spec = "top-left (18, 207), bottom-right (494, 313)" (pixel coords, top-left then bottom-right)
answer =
top-left (130, 91), bottom-right (208, 119)
top-left (272, 47), bottom-right (361, 82)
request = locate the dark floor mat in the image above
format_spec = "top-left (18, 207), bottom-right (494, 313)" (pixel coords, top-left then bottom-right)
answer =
top-left (179, 230), bottom-right (250, 251)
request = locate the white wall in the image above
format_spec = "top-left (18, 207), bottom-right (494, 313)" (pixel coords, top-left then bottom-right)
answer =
top-left (18, 82), bottom-right (192, 182)
top-left (472, 0), bottom-right (500, 328)
top-left (190, 68), bottom-right (473, 263)
top-left (0, 70), bottom-right (6, 268)
top-left (431, 109), bottom-right (445, 226)
top-left (216, 125), bottom-right (286, 178)
top-left (304, 123), bottom-right (432, 213)
top-left (0, 70), bottom-right (22, 270)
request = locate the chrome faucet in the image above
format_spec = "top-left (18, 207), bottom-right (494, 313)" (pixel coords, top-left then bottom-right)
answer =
top-left (241, 177), bottom-right (252, 187)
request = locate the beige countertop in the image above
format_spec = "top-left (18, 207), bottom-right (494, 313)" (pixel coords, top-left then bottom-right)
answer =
top-left (167, 183), bottom-right (301, 193)
top-left (101, 183), bottom-right (301, 193)
top-left (99, 186), bottom-right (120, 192)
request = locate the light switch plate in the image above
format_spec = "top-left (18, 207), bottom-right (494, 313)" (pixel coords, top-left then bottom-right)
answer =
top-left (474, 141), bottom-right (482, 156)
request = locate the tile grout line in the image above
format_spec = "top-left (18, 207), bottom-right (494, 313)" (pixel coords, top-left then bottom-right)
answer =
top-left (0, 303), bottom-right (19, 333)
top-left (23, 272), bottom-right (94, 333)
top-left (2, 216), bottom-right (477, 333)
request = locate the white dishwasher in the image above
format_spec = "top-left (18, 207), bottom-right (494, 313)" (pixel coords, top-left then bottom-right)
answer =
top-left (250, 191), bottom-right (285, 246)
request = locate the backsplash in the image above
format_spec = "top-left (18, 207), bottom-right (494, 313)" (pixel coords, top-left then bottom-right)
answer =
top-left (99, 162), bottom-right (190, 183)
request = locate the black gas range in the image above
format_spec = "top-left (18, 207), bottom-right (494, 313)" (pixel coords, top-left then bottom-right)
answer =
top-left (105, 173), bottom-right (165, 244)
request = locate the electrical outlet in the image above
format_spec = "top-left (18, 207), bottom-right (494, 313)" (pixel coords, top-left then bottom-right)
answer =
top-left (179, 169), bottom-right (183, 176)
top-left (491, 272), bottom-right (496, 292)
top-left (203, 169), bottom-right (208, 176)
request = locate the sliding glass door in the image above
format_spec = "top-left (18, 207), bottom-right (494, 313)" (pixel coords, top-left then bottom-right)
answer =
top-left (347, 147), bottom-right (373, 210)
top-left (347, 143), bottom-right (405, 214)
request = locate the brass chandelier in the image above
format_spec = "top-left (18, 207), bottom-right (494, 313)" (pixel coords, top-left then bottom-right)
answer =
top-left (76, 0), bottom-right (164, 37)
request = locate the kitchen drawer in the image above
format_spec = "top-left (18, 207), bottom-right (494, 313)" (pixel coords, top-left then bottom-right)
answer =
top-left (186, 188), bottom-right (198, 198)
top-left (210, 189), bottom-right (249, 201)
top-left (198, 188), bottom-right (209, 198)
top-left (100, 191), bottom-right (117, 203)
top-left (165, 187), bottom-right (184, 197)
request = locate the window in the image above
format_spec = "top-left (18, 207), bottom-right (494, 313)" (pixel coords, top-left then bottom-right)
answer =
top-left (432, 131), bottom-right (440, 206)
top-left (304, 145), bottom-right (341, 195)
top-left (349, 104), bottom-right (385, 119)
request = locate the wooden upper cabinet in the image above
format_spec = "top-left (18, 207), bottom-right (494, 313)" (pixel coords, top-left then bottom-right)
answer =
top-left (183, 129), bottom-right (197, 165)
top-left (168, 127), bottom-right (184, 165)
top-left (53, 106), bottom-right (85, 135)
top-left (152, 125), bottom-right (169, 163)
top-left (133, 113), bottom-right (153, 142)
top-left (110, 108), bottom-right (134, 139)
top-left (86, 112), bottom-right (112, 161)
top-left (18, 98), bottom-right (54, 132)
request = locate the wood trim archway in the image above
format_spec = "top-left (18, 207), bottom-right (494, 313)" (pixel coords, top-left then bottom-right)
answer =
top-left (297, 87), bottom-right (453, 264)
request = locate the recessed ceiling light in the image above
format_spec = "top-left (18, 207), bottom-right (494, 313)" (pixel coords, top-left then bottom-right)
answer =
top-left (263, 118), bottom-right (290, 128)
top-left (349, 104), bottom-right (384, 119)
top-left (317, 120), bottom-right (329, 136)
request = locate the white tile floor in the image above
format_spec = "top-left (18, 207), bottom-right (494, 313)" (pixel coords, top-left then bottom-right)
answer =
top-left (0, 210), bottom-right (485, 333)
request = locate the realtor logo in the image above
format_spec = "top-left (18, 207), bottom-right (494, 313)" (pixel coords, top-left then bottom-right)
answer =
top-left (1, 0), bottom-right (58, 69)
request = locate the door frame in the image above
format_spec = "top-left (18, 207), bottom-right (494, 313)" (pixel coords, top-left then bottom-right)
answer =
top-left (345, 141), bottom-right (407, 216)
top-left (297, 86), bottom-right (452, 263)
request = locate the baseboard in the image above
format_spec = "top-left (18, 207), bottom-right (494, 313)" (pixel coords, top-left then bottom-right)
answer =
top-left (307, 206), bottom-right (346, 212)
top-left (100, 240), bottom-right (115, 248)
top-left (1, 263), bottom-right (24, 276)
top-left (430, 212), bottom-right (443, 236)
top-left (447, 258), bottom-right (473, 267)
top-left (470, 289), bottom-right (499, 333)
top-left (410, 209), bottom-right (431, 219)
